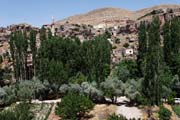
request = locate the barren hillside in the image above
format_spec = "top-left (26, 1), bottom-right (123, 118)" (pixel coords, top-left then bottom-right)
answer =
top-left (56, 4), bottom-right (180, 26)
top-left (56, 7), bottom-right (136, 26)
top-left (136, 4), bottom-right (180, 18)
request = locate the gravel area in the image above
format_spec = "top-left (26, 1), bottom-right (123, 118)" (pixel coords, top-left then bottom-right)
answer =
top-left (116, 97), bottom-right (143, 119)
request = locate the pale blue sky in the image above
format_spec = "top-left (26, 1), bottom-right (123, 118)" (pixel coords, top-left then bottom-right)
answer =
top-left (0, 0), bottom-right (180, 27)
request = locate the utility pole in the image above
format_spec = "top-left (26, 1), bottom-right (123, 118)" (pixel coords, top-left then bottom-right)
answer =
top-left (51, 16), bottom-right (55, 36)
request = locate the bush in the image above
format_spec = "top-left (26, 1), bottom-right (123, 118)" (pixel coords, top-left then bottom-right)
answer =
top-left (69, 72), bottom-right (87, 84)
top-left (172, 105), bottom-right (180, 117)
top-left (100, 78), bottom-right (124, 103)
top-left (0, 102), bottom-right (34, 120)
top-left (81, 82), bottom-right (104, 102)
top-left (167, 92), bottom-right (176, 105)
top-left (107, 113), bottom-right (127, 120)
top-left (124, 79), bottom-right (142, 104)
top-left (123, 43), bottom-right (129, 48)
top-left (158, 106), bottom-right (171, 120)
top-left (55, 93), bottom-right (94, 120)
top-left (113, 62), bottom-right (130, 83)
top-left (3, 86), bottom-right (16, 105)
top-left (112, 46), bottom-right (117, 49)
top-left (59, 82), bottom-right (104, 102)
top-left (136, 94), bottom-right (148, 105)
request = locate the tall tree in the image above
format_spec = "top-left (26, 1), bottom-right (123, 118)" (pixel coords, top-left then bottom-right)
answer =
top-left (40, 26), bottom-right (47, 41)
top-left (30, 30), bottom-right (37, 77)
top-left (137, 21), bottom-right (147, 77)
top-left (9, 31), bottom-right (28, 81)
top-left (143, 17), bottom-right (162, 105)
top-left (37, 35), bottom-right (111, 85)
top-left (170, 17), bottom-right (180, 75)
top-left (163, 21), bottom-right (172, 66)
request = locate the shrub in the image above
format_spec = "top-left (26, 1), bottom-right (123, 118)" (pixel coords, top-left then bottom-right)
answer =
top-left (55, 93), bottom-right (94, 120)
top-left (123, 43), bottom-right (129, 48)
top-left (14, 102), bottom-right (34, 120)
top-left (124, 79), bottom-right (142, 103)
top-left (167, 92), bottom-right (176, 105)
top-left (81, 82), bottom-right (104, 102)
top-left (136, 94), bottom-right (148, 105)
top-left (0, 102), bottom-right (34, 120)
top-left (113, 62), bottom-right (130, 83)
top-left (0, 87), bottom-right (6, 105)
top-left (3, 86), bottom-right (16, 105)
top-left (69, 72), bottom-right (87, 84)
top-left (59, 84), bottom-right (69, 94)
top-left (112, 46), bottom-right (117, 49)
top-left (100, 77), bottom-right (124, 103)
top-left (158, 106), bottom-right (171, 120)
top-left (68, 84), bottom-right (82, 94)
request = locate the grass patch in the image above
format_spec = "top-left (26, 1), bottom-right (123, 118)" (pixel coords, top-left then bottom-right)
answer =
top-left (172, 105), bottom-right (180, 117)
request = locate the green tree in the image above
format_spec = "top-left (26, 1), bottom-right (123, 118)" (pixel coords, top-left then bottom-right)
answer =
top-left (163, 21), bottom-right (172, 66)
top-left (158, 106), bottom-right (171, 120)
top-left (137, 21), bottom-right (147, 76)
top-left (37, 35), bottom-right (111, 85)
top-left (0, 102), bottom-right (34, 120)
top-left (143, 17), bottom-right (163, 105)
top-left (124, 79), bottom-right (142, 103)
top-left (55, 93), bottom-right (94, 120)
top-left (69, 72), bottom-right (87, 84)
top-left (30, 30), bottom-right (37, 78)
top-left (9, 31), bottom-right (28, 81)
top-left (47, 60), bottom-right (68, 86)
top-left (169, 17), bottom-right (180, 75)
top-left (40, 26), bottom-right (47, 41)
top-left (100, 77), bottom-right (124, 103)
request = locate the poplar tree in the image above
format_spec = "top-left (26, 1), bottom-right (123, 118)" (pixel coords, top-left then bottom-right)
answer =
top-left (137, 21), bottom-right (147, 76)
top-left (40, 26), bottom-right (47, 41)
top-left (163, 21), bottom-right (171, 65)
top-left (30, 30), bottom-right (37, 77)
top-left (9, 31), bottom-right (28, 81)
top-left (170, 17), bottom-right (180, 75)
top-left (143, 17), bottom-right (162, 105)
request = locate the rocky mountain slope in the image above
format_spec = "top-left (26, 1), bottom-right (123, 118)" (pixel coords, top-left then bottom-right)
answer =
top-left (136, 4), bottom-right (180, 17)
top-left (56, 7), bottom-right (136, 26)
top-left (56, 4), bottom-right (180, 26)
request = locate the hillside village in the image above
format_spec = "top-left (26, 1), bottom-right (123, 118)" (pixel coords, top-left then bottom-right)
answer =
top-left (1, 5), bottom-right (180, 73)
top-left (0, 4), bottom-right (180, 120)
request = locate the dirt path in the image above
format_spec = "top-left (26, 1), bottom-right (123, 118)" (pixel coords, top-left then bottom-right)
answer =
top-left (115, 97), bottom-right (143, 119)
top-left (48, 103), bottom-right (61, 120)
top-left (89, 104), bottom-right (116, 120)
top-left (16, 99), bottom-right (61, 104)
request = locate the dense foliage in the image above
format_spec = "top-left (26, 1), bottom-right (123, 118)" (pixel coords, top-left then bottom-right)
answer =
top-left (137, 17), bottom-right (180, 105)
top-left (55, 93), bottom-right (94, 120)
top-left (37, 35), bottom-right (112, 87)
top-left (158, 106), bottom-right (171, 120)
top-left (0, 103), bottom-right (34, 120)
top-left (9, 29), bottom-right (39, 81)
top-left (100, 77), bottom-right (124, 103)
top-left (4, 15), bottom-right (180, 120)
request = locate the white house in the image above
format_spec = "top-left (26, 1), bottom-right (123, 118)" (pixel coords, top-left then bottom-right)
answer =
top-left (124, 49), bottom-right (134, 56)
